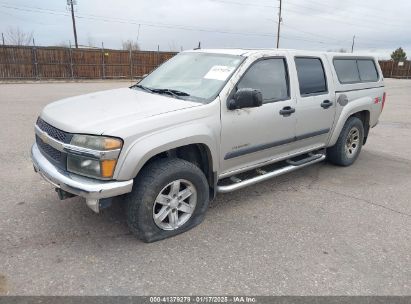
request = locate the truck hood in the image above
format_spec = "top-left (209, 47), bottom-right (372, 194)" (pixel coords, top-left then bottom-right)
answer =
top-left (40, 88), bottom-right (201, 135)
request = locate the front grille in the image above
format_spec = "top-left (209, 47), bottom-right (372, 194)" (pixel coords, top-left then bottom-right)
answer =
top-left (35, 117), bottom-right (70, 170)
top-left (36, 117), bottom-right (72, 143)
top-left (36, 135), bottom-right (63, 163)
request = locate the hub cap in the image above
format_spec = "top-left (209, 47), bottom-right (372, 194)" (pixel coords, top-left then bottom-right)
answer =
top-left (152, 179), bottom-right (197, 231)
top-left (345, 127), bottom-right (360, 158)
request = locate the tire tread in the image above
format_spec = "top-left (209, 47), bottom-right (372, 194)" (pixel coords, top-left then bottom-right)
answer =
top-left (327, 116), bottom-right (364, 166)
top-left (126, 158), bottom-right (209, 242)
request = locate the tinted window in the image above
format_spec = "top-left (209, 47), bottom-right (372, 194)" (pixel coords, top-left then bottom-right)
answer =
top-left (357, 59), bottom-right (379, 82)
top-left (295, 58), bottom-right (327, 95)
top-left (334, 59), bottom-right (360, 83)
top-left (237, 58), bottom-right (289, 102)
top-left (333, 58), bottom-right (379, 83)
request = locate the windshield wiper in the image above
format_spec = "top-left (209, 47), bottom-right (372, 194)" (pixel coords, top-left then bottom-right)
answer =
top-left (131, 84), bottom-right (154, 93)
top-left (151, 88), bottom-right (190, 98)
top-left (132, 85), bottom-right (190, 99)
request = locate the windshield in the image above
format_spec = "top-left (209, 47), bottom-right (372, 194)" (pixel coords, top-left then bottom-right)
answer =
top-left (136, 52), bottom-right (244, 102)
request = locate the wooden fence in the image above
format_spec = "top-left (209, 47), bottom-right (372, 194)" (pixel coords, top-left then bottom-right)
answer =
top-left (1, 46), bottom-right (410, 80)
top-left (379, 60), bottom-right (411, 79)
top-left (0, 45), bottom-right (177, 80)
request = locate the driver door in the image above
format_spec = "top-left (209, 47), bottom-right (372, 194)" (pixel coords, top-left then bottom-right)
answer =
top-left (220, 56), bottom-right (297, 175)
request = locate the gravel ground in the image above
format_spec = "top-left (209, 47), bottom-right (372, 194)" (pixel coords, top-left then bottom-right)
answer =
top-left (0, 79), bottom-right (410, 295)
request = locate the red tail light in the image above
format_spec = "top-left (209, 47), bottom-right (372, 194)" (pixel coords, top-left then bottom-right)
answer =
top-left (381, 92), bottom-right (386, 111)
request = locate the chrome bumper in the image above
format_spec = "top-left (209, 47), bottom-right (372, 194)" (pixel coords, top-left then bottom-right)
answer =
top-left (31, 143), bottom-right (133, 213)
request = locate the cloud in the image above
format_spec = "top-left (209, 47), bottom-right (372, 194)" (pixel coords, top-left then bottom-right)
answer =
top-left (0, 0), bottom-right (409, 58)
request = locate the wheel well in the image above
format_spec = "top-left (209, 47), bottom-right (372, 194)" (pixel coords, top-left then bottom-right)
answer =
top-left (350, 110), bottom-right (370, 144)
top-left (140, 144), bottom-right (216, 198)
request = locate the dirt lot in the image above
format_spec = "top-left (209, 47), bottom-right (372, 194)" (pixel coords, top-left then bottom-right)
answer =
top-left (0, 79), bottom-right (410, 295)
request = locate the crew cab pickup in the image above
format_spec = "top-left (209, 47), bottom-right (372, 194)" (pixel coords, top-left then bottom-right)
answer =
top-left (31, 49), bottom-right (385, 242)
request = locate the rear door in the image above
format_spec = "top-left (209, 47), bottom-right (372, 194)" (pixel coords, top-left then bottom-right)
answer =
top-left (293, 55), bottom-right (336, 148)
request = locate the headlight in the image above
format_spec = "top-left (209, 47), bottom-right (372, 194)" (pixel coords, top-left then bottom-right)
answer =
top-left (70, 134), bottom-right (122, 150)
top-left (67, 135), bottom-right (122, 179)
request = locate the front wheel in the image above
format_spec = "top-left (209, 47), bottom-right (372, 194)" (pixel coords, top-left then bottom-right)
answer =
top-left (327, 117), bottom-right (364, 166)
top-left (126, 158), bottom-right (210, 242)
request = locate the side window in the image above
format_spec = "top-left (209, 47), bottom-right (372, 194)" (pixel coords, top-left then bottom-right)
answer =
top-left (237, 58), bottom-right (289, 103)
top-left (333, 59), bottom-right (360, 83)
top-left (295, 57), bottom-right (327, 95)
top-left (357, 59), bottom-right (379, 82)
top-left (333, 58), bottom-right (379, 83)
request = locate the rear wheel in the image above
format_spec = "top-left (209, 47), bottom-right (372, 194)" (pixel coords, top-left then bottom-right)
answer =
top-left (327, 117), bottom-right (364, 166)
top-left (126, 158), bottom-right (210, 242)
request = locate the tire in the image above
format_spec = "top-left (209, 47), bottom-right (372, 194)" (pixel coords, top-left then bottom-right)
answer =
top-left (126, 158), bottom-right (210, 243)
top-left (327, 116), bottom-right (364, 166)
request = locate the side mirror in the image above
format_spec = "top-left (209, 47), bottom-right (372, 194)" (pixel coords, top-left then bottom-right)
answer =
top-left (228, 88), bottom-right (263, 110)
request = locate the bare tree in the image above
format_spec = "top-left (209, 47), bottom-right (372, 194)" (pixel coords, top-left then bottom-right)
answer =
top-left (168, 40), bottom-right (178, 52)
top-left (122, 40), bottom-right (140, 51)
top-left (5, 27), bottom-right (33, 46)
top-left (87, 35), bottom-right (97, 48)
top-left (57, 41), bottom-right (69, 48)
top-left (327, 48), bottom-right (348, 53)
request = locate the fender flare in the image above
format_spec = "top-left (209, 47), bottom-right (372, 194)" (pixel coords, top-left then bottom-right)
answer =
top-left (115, 123), bottom-right (218, 181)
top-left (328, 97), bottom-right (372, 146)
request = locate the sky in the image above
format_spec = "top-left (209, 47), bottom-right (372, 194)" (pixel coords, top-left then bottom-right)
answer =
top-left (0, 0), bottom-right (410, 59)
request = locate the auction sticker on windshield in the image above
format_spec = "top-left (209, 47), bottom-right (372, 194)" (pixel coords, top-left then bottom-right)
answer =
top-left (204, 65), bottom-right (235, 81)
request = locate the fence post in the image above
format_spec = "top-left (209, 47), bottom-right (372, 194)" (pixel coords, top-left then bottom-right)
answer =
top-left (32, 39), bottom-right (39, 80)
top-left (129, 49), bottom-right (133, 80)
top-left (101, 42), bottom-right (105, 79)
top-left (157, 45), bottom-right (160, 67)
top-left (390, 60), bottom-right (395, 78)
top-left (68, 45), bottom-right (74, 79)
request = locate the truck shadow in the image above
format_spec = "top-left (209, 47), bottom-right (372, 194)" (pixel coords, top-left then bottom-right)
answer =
top-left (19, 148), bottom-right (410, 247)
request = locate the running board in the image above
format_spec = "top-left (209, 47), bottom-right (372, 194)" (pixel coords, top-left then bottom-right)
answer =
top-left (217, 153), bottom-right (326, 193)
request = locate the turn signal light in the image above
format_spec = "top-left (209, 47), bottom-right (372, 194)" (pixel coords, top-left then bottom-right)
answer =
top-left (101, 159), bottom-right (117, 178)
top-left (103, 138), bottom-right (122, 150)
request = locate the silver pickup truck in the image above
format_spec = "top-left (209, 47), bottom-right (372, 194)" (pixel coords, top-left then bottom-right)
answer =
top-left (31, 49), bottom-right (385, 242)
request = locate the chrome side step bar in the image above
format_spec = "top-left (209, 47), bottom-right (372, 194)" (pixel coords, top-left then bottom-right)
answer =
top-left (217, 153), bottom-right (326, 193)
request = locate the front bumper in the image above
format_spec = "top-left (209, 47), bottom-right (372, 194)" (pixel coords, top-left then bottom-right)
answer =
top-left (31, 143), bottom-right (133, 212)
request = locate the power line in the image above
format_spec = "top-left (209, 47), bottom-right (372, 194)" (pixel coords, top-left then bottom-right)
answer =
top-left (210, 0), bottom-right (409, 33)
top-left (303, 0), bottom-right (408, 18)
top-left (282, 6), bottom-right (407, 33)
top-left (285, 0), bottom-right (407, 29)
top-left (0, 3), bottom-right (333, 45)
top-left (270, 19), bottom-right (351, 44)
top-left (0, 1), bottom-right (405, 48)
top-left (209, 0), bottom-right (275, 8)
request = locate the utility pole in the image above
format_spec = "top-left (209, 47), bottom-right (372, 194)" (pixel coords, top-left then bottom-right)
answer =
top-left (137, 24), bottom-right (141, 41)
top-left (69, 0), bottom-right (78, 48)
top-left (1, 33), bottom-right (4, 45)
top-left (276, 0), bottom-right (282, 48)
top-left (351, 35), bottom-right (355, 53)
